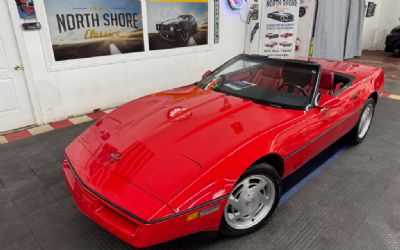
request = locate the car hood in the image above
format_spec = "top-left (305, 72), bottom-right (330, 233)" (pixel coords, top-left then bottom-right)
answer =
top-left (76, 85), bottom-right (301, 206)
top-left (160, 18), bottom-right (180, 25)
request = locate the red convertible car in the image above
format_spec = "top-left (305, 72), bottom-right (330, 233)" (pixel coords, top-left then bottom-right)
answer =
top-left (280, 41), bottom-right (293, 47)
top-left (280, 32), bottom-right (293, 39)
top-left (265, 42), bottom-right (278, 48)
top-left (63, 55), bottom-right (384, 248)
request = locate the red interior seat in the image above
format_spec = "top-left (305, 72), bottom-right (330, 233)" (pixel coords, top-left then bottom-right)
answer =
top-left (253, 66), bottom-right (283, 90)
top-left (228, 71), bottom-right (252, 82)
top-left (334, 82), bottom-right (344, 93)
top-left (319, 70), bottom-right (335, 95)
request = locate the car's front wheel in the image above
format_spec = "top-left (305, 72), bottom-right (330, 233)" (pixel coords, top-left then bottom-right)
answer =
top-left (220, 163), bottom-right (281, 237)
top-left (180, 31), bottom-right (190, 42)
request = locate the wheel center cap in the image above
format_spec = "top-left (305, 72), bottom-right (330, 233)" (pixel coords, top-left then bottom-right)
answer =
top-left (245, 199), bottom-right (255, 207)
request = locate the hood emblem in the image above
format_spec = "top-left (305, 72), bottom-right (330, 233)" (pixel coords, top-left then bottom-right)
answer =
top-left (109, 152), bottom-right (122, 162)
top-left (167, 107), bottom-right (192, 121)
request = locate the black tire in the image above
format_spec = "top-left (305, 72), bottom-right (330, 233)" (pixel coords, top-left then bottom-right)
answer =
top-left (219, 163), bottom-right (281, 237)
top-left (346, 98), bottom-right (375, 144)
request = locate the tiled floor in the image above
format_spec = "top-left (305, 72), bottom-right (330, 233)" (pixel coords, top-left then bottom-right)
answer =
top-left (1, 78), bottom-right (400, 249)
top-left (348, 50), bottom-right (400, 81)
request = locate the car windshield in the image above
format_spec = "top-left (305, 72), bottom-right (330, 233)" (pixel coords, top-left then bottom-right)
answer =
top-left (178, 16), bottom-right (190, 21)
top-left (197, 55), bottom-right (321, 110)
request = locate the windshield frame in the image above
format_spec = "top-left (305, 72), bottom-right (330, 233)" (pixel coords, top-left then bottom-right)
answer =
top-left (196, 54), bottom-right (322, 110)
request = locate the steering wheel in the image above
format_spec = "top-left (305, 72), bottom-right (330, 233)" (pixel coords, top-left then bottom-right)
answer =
top-left (277, 83), bottom-right (308, 97)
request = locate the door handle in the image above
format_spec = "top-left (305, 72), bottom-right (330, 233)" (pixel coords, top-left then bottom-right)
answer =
top-left (351, 94), bottom-right (358, 100)
top-left (14, 65), bottom-right (23, 71)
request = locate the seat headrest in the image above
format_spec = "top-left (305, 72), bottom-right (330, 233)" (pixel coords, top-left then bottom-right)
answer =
top-left (262, 66), bottom-right (283, 78)
top-left (319, 70), bottom-right (334, 90)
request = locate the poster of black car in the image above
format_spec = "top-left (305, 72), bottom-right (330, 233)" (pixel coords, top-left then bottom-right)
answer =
top-left (147, 0), bottom-right (208, 50)
top-left (43, 0), bottom-right (144, 61)
top-left (267, 11), bottom-right (294, 23)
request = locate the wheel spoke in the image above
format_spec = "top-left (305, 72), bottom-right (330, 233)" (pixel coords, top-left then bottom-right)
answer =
top-left (241, 179), bottom-right (251, 196)
top-left (229, 196), bottom-right (244, 214)
top-left (253, 179), bottom-right (267, 193)
top-left (259, 193), bottom-right (270, 205)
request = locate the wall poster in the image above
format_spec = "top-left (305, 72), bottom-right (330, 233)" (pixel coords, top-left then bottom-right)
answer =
top-left (259, 0), bottom-right (300, 59)
top-left (146, 0), bottom-right (208, 50)
top-left (43, 0), bottom-right (144, 61)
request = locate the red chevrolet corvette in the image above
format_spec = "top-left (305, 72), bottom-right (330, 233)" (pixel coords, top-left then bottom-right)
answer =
top-left (63, 55), bottom-right (384, 248)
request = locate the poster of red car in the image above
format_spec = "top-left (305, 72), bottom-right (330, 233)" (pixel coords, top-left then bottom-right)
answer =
top-left (259, 0), bottom-right (300, 59)
top-left (16, 0), bottom-right (36, 19)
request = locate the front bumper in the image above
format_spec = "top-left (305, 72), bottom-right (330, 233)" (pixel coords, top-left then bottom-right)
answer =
top-left (62, 157), bottom-right (225, 248)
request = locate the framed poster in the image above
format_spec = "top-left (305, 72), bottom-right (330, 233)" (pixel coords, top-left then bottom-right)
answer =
top-left (259, 0), bottom-right (300, 59)
top-left (43, 0), bottom-right (144, 61)
top-left (146, 0), bottom-right (208, 50)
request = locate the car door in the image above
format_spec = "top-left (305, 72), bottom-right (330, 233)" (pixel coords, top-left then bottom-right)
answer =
top-left (304, 83), bottom-right (362, 163)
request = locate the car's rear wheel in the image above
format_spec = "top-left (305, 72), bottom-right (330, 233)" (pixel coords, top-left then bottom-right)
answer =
top-left (220, 163), bottom-right (281, 237)
top-left (346, 98), bottom-right (375, 144)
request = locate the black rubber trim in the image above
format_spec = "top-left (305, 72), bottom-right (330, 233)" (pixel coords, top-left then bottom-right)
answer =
top-left (284, 107), bottom-right (362, 160)
top-left (65, 155), bottom-right (228, 224)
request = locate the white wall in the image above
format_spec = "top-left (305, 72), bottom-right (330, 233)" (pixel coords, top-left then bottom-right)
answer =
top-left (11, 0), bottom-right (246, 125)
top-left (362, 0), bottom-right (400, 50)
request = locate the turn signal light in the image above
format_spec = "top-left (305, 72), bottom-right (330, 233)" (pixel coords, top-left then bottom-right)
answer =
top-left (186, 212), bottom-right (200, 221)
top-left (186, 205), bottom-right (221, 222)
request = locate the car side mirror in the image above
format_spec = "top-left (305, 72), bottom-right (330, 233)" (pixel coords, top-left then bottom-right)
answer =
top-left (317, 93), bottom-right (341, 109)
top-left (202, 70), bottom-right (212, 79)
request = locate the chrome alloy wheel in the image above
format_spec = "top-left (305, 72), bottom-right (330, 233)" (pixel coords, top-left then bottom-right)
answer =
top-left (224, 175), bottom-right (276, 230)
top-left (358, 103), bottom-right (374, 139)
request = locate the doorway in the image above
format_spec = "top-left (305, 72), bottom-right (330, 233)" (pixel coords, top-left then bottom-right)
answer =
top-left (0, 0), bottom-right (35, 133)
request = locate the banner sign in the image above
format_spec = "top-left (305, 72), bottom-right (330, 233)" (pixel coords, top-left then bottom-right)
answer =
top-left (259, 0), bottom-right (300, 59)
top-left (295, 0), bottom-right (317, 58)
top-left (43, 0), bottom-right (144, 61)
top-left (146, 0), bottom-right (208, 50)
